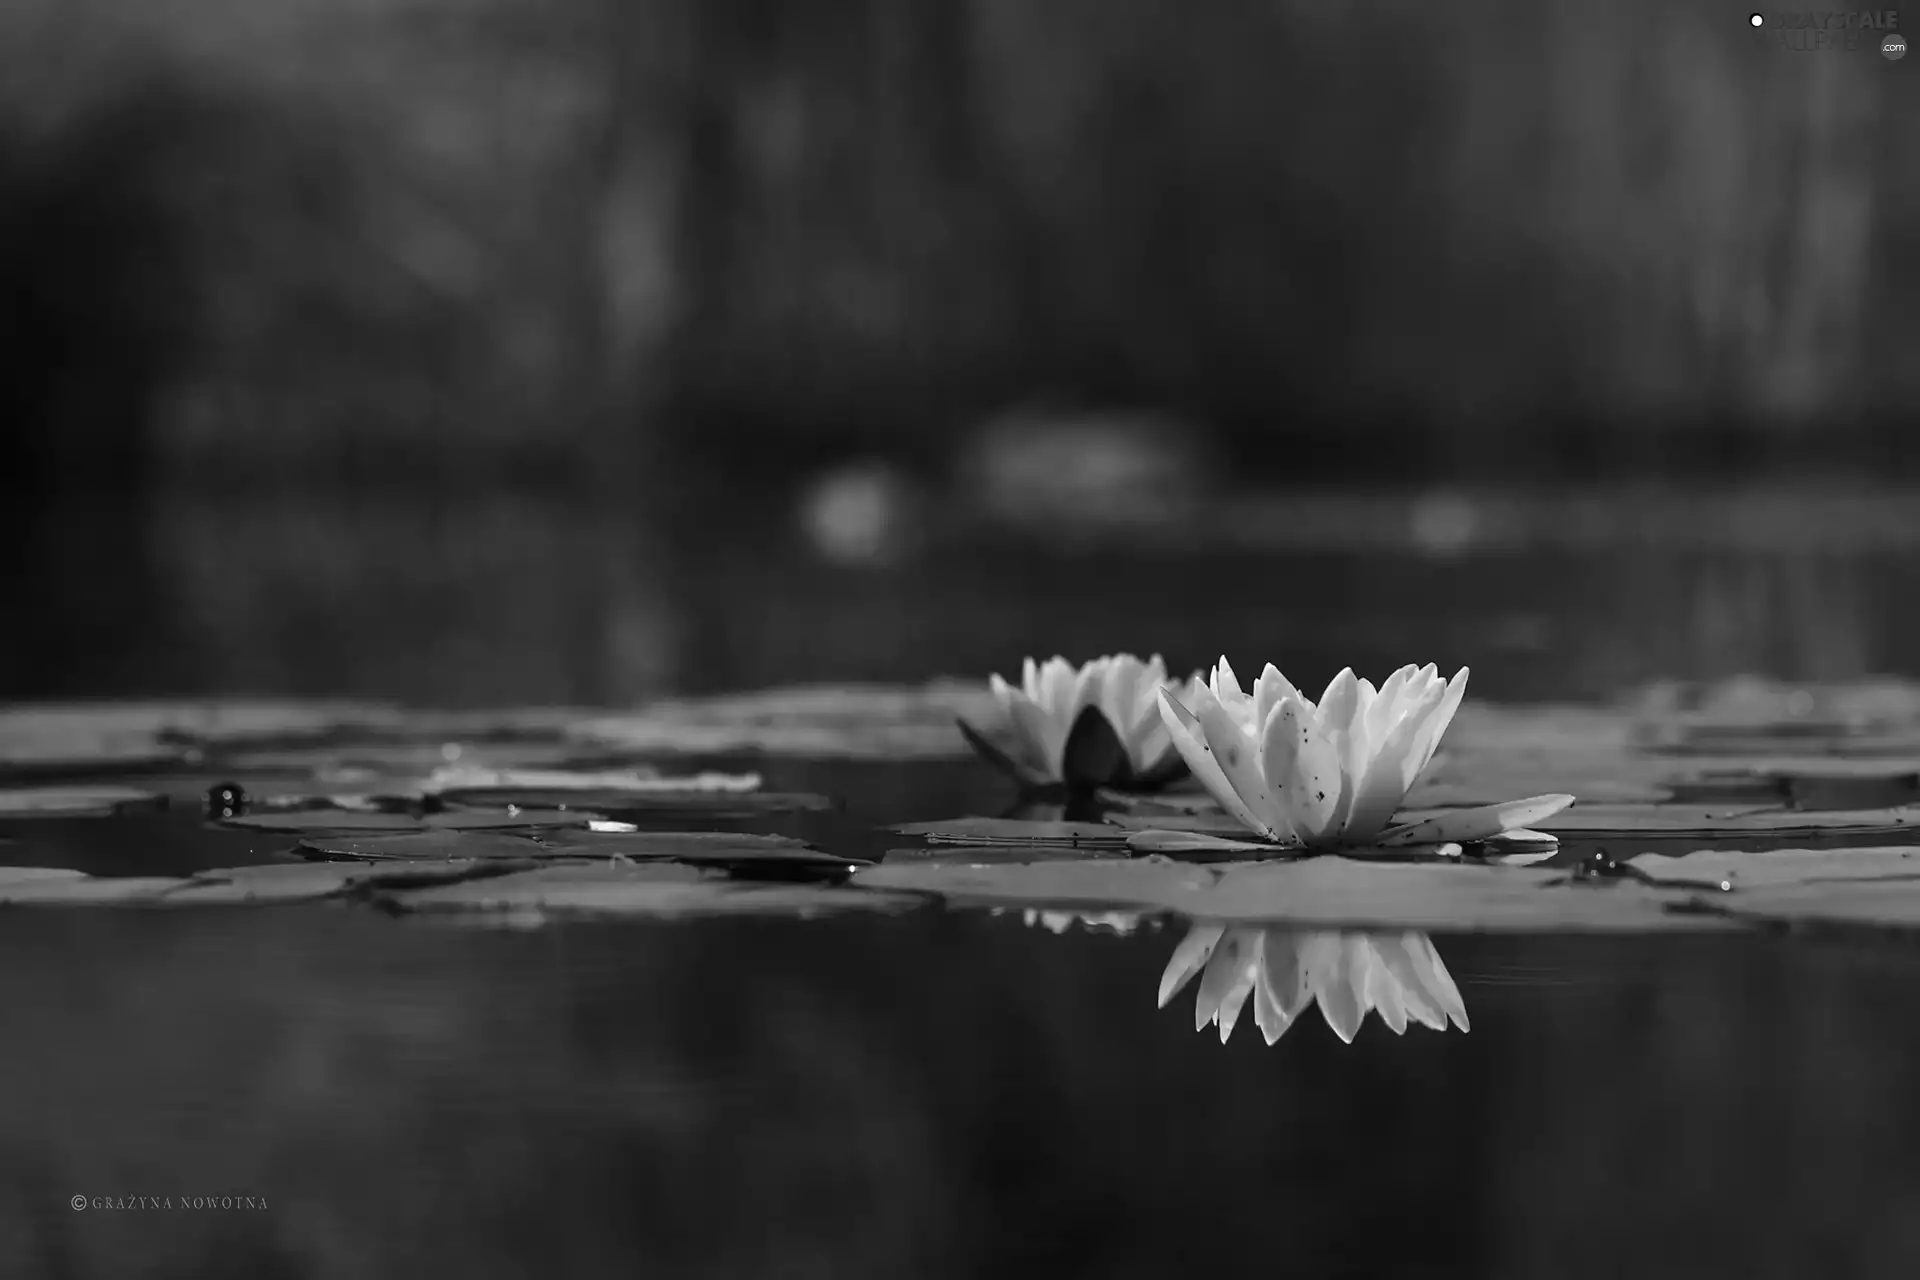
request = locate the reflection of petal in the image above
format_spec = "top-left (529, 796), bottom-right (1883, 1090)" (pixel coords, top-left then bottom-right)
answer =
top-left (1166, 926), bottom-right (1468, 1045)
top-left (1195, 928), bottom-right (1259, 1035)
top-left (1409, 932), bottom-right (1470, 1032)
top-left (1158, 923), bottom-right (1225, 1008)
top-left (1361, 944), bottom-right (1409, 1035)
top-left (1214, 931), bottom-right (1266, 1043)
top-left (1254, 929), bottom-right (1312, 1045)
top-left (1371, 933), bottom-right (1448, 1031)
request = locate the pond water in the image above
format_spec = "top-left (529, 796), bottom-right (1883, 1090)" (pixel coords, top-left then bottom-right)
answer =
top-left (11, 494), bottom-right (1920, 1277)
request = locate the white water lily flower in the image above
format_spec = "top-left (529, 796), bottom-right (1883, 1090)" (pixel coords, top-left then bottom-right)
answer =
top-left (1159, 922), bottom-right (1468, 1045)
top-left (1154, 657), bottom-right (1573, 849)
top-left (959, 654), bottom-right (1203, 790)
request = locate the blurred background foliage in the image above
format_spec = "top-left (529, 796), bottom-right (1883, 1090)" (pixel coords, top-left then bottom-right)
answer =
top-left (0, 0), bottom-right (1915, 701)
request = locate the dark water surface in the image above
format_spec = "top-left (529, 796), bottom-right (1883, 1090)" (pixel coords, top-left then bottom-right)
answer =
top-left (11, 490), bottom-right (1920, 1276)
top-left (8, 906), bottom-right (1920, 1278)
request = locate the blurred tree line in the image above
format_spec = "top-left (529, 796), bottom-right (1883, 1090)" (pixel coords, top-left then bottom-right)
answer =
top-left (0, 0), bottom-right (1914, 701)
top-left (1, 0), bottom-right (1914, 491)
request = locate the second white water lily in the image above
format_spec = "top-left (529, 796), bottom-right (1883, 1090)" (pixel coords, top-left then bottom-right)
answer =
top-left (959, 654), bottom-right (1202, 790)
top-left (1155, 657), bottom-right (1572, 849)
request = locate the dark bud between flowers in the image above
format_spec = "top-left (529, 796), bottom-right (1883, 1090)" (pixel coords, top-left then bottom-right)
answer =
top-left (1061, 705), bottom-right (1130, 791)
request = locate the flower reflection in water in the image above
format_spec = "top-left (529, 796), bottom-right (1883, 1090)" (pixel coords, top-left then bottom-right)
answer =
top-left (1018, 909), bottom-right (1470, 1045)
top-left (1160, 923), bottom-right (1469, 1045)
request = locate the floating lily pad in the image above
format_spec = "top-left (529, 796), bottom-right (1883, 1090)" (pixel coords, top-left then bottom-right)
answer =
top-left (891, 817), bottom-right (1131, 847)
top-left (1536, 803), bottom-right (1920, 838)
top-left (295, 830), bottom-right (552, 861)
top-left (1629, 846), bottom-right (1920, 890)
top-left (160, 859), bottom-right (519, 905)
top-left (881, 843), bottom-right (1130, 864)
top-left (0, 786), bottom-right (165, 818)
top-left (378, 861), bottom-right (923, 919)
top-left (436, 788), bottom-right (830, 816)
top-left (421, 765), bottom-right (754, 794)
top-left (537, 829), bottom-right (864, 868)
top-left (0, 867), bottom-right (88, 886)
top-left (0, 874), bottom-right (195, 905)
top-left (853, 855), bottom-right (1724, 932)
top-left (219, 806), bottom-right (600, 834)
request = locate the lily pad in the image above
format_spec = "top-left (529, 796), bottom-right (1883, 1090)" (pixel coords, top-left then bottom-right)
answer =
top-left (0, 867), bottom-right (88, 886)
top-left (891, 817), bottom-right (1131, 847)
top-left (1628, 846), bottom-right (1920, 890)
top-left (218, 806), bottom-right (601, 834)
top-left (1619, 846), bottom-right (1920, 931)
top-left (0, 786), bottom-right (165, 818)
top-left (881, 843), bottom-right (1130, 864)
top-left (420, 765), bottom-right (755, 794)
top-left (435, 788), bottom-right (830, 816)
top-left (160, 859), bottom-right (519, 905)
top-left (295, 830), bottom-right (553, 861)
top-left (536, 829), bottom-right (865, 868)
top-left (1536, 803), bottom-right (1920, 839)
top-left (0, 874), bottom-right (195, 905)
top-left (378, 861), bottom-right (922, 919)
top-left (853, 855), bottom-right (1724, 932)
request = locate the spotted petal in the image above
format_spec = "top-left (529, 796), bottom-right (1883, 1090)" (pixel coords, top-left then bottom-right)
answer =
top-left (1374, 793), bottom-right (1575, 847)
top-left (1157, 688), bottom-right (1274, 839)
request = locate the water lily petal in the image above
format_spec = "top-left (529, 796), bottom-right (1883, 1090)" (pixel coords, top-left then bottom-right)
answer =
top-left (1342, 678), bottom-right (1452, 840)
top-left (1021, 656), bottom-right (1043, 702)
top-left (1267, 698), bottom-right (1342, 845)
top-left (1405, 667), bottom-right (1470, 780)
top-left (1158, 923), bottom-right (1225, 1008)
top-left (1365, 665), bottom-right (1417, 743)
top-left (1212, 657), bottom-right (1248, 707)
top-left (1252, 664), bottom-right (1306, 732)
top-left (1375, 793), bottom-right (1576, 846)
top-left (1157, 689), bottom-right (1276, 840)
top-left (956, 716), bottom-right (1054, 787)
top-left (989, 672), bottom-right (1019, 717)
top-left (1126, 829), bottom-right (1275, 855)
top-left (1041, 656), bottom-right (1081, 716)
top-left (1005, 693), bottom-right (1068, 780)
top-left (1316, 668), bottom-right (1360, 736)
top-left (1193, 688), bottom-right (1292, 842)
